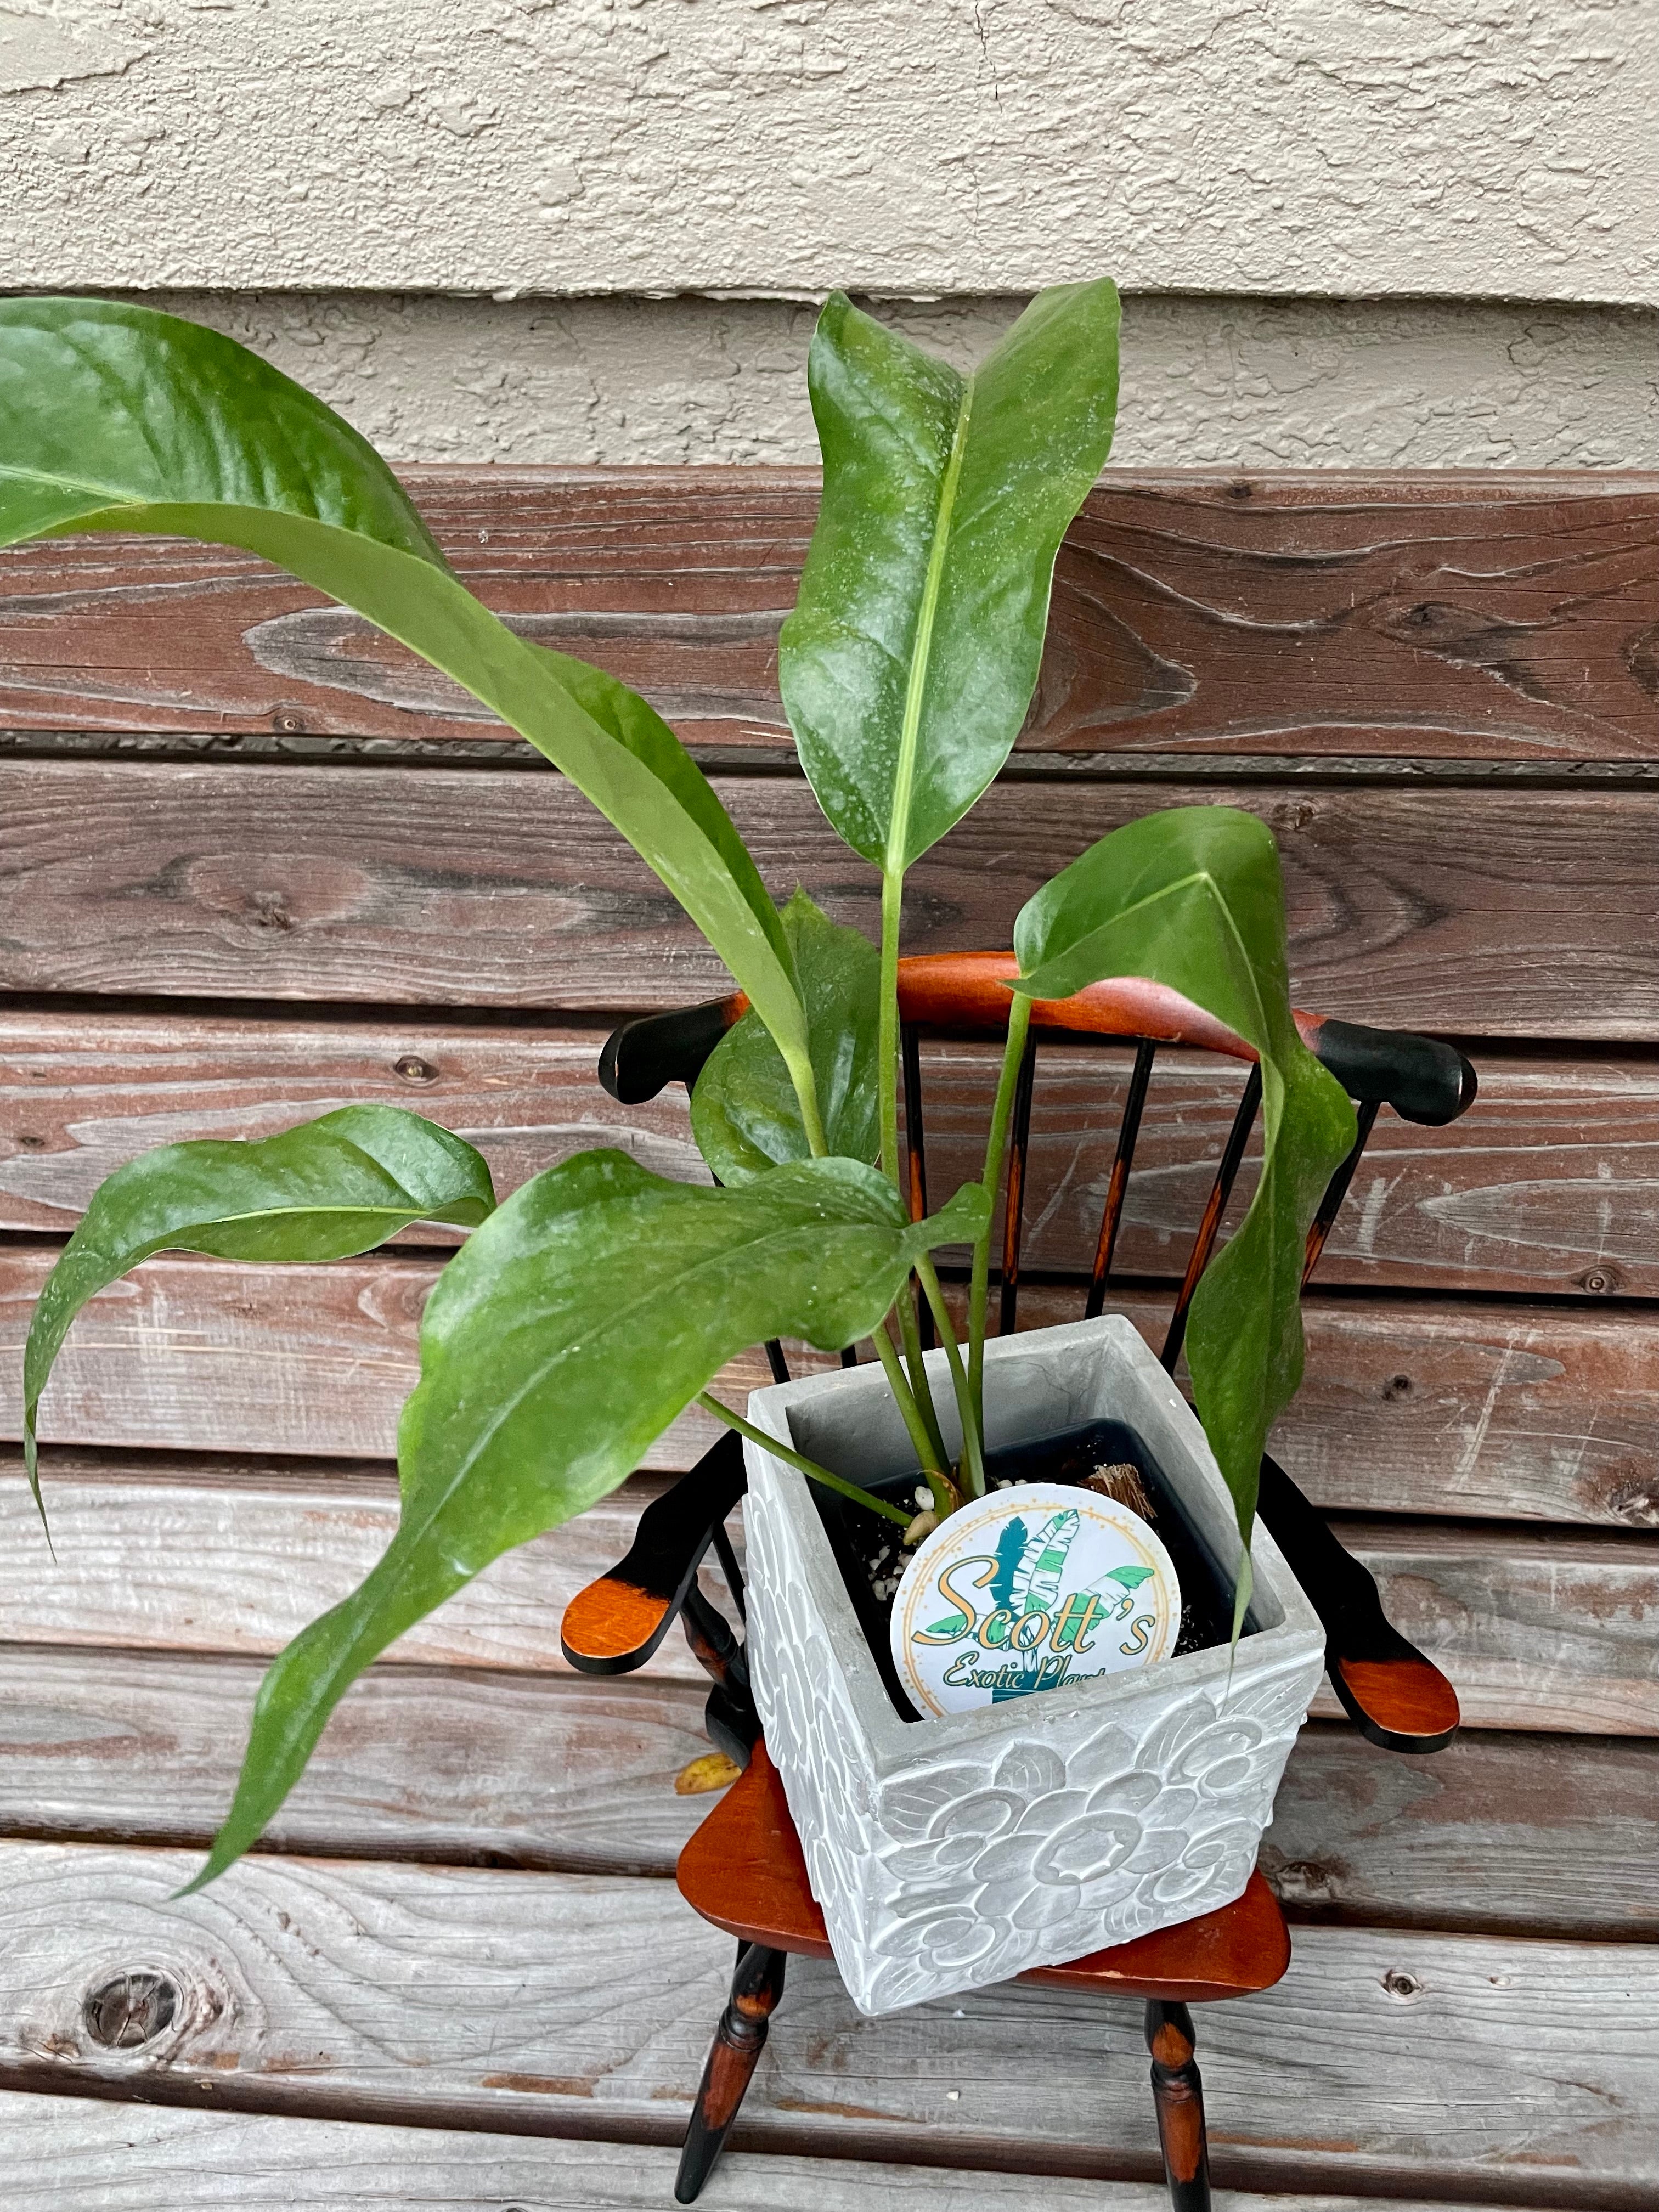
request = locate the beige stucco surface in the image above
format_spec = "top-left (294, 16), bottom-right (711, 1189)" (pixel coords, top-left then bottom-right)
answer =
top-left (151, 289), bottom-right (1659, 469)
top-left (2, 0), bottom-right (1655, 305)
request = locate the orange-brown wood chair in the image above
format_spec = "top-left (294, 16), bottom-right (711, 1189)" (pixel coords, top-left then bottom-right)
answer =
top-left (564, 953), bottom-right (1475, 2210)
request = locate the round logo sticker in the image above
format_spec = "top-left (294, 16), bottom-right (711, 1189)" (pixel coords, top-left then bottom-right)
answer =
top-left (890, 1481), bottom-right (1182, 1718)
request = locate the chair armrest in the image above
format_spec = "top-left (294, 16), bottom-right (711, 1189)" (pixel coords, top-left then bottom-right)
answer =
top-left (599, 997), bottom-right (741, 1103)
top-left (560, 1432), bottom-right (748, 1675)
top-left (1257, 1454), bottom-right (1460, 1754)
top-left (1301, 1016), bottom-right (1476, 1127)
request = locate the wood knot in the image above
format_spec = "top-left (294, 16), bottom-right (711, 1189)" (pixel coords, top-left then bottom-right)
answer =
top-left (1381, 1968), bottom-right (1421, 2001)
top-left (82, 1969), bottom-right (178, 2049)
top-left (1383, 1373), bottom-right (1413, 1401)
top-left (392, 1053), bottom-right (438, 1084)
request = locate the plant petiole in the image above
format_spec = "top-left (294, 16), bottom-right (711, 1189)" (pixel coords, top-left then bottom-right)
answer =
top-left (914, 1255), bottom-right (986, 1499)
top-left (696, 1394), bottom-right (913, 1527)
top-left (968, 988), bottom-right (1032, 1438)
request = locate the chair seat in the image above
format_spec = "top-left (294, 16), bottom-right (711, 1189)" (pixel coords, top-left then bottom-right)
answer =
top-left (678, 1741), bottom-right (1291, 2006)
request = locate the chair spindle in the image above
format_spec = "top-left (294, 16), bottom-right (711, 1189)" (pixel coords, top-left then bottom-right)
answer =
top-left (997, 1033), bottom-right (1039, 1338)
top-left (1160, 1064), bottom-right (1262, 1375)
top-left (1084, 1039), bottom-right (1158, 1321)
top-left (1302, 1097), bottom-right (1380, 1287)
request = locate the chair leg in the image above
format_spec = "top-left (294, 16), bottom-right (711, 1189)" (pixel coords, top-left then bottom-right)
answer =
top-left (1144, 1999), bottom-right (1212, 2212)
top-left (675, 1942), bottom-right (788, 2204)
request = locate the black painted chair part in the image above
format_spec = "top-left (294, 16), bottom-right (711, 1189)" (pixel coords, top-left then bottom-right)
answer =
top-left (1256, 1454), bottom-right (1460, 1754)
top-left (1306, 1016), bottom-right (1476, 1127)
top-left (599, 996), bottom-right (736, 1104)
top-left (558, 1431), bottom-right (748, 1677)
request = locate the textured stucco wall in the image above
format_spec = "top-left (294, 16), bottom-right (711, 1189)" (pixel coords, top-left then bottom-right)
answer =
top-left (152, 290), bottom-right (1659, 469)
top-left (1, 0), bottom-right (1655, 304)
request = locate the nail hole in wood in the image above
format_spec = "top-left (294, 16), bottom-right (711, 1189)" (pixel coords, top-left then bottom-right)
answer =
top-left (393, 1054), bottom-right (438, 1084)
top-left (1382, 1969), bottom-right (1421, 2001)
top-left (82, 1969), bottom-right (178, 2049)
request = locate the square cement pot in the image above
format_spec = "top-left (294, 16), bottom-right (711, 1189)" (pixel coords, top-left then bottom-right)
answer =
top-left (741, 1314), bottom-right (1327, 2016)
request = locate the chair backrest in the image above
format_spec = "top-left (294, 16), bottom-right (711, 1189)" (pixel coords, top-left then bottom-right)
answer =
top-left (601, 950), bottom-right (1479, 1379)
top-left (583, 957), bottom-right (1475, 1757)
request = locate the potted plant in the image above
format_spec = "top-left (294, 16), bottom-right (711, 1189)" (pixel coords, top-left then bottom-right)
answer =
top-left (0, 284), bottom-right (1352, 2015)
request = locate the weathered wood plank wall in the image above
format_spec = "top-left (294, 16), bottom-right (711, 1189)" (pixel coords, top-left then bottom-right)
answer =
top-left (0, 466), bottom-right (1654, 2210)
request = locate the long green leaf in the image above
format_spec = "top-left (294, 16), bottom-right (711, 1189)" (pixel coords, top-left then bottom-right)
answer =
top-left (193, 1152), bottom-right (989, 1883)
top-left (0, 298), bottom-right (809, 1080)
top-left (691, 889), bottom-right (880, 1184)
top-left (778, 282), bottom-right (1120, 872)
top-left (1012, 806), bottom-right (1357, 1558)
top-left (22, 1108), bottom-right (496, 1501)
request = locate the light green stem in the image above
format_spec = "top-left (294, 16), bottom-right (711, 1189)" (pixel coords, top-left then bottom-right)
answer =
top-left (915, 1256), bottom-right (986, 1500)
top-left (697, 1394), bottom-right (912, 1527)
top-left (969, 990), bottom-right (1033, 1439)
top-left (872, 1322), bottom-right (943, 1472)
top-left (876, 863), bottom-right (949, 1465)
top-left (780, 1042), bottom-right (829, 1158)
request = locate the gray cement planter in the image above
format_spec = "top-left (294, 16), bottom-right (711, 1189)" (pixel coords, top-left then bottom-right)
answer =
top-left (742, 1315), bottom-right (1326, 2016)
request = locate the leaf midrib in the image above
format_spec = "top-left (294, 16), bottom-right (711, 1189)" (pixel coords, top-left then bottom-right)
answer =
top-left (884, 371), bottom-right (976, 878)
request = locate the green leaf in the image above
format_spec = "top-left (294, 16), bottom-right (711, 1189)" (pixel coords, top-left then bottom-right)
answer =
top-left (194, 1154), bottom-right (989, 1883)
top-left (1012, 805), bottom-right (1357, 1555)
top-left (691, 889), bottom-right (880, 1184)
top-left (1105, 1565), bottom-right (1155, 1590)
top-left (778, 282), bottom-right (1120, 872)
top-left (0, 298), bottom-right (810, 1082)
top-left (22, 1108), bottom-right (495, 1504)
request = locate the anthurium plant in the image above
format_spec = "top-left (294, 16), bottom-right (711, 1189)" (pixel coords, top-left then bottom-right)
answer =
top-left (0, 286), bottom-right (1356, 1885)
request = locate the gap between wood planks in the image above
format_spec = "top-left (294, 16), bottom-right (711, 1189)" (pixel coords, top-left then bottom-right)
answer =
top-left (9, 728), bottom-right (1659, 788)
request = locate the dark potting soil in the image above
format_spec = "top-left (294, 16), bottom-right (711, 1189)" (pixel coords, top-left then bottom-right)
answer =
top-left (809, 1417), bottom-right (1253, 1724)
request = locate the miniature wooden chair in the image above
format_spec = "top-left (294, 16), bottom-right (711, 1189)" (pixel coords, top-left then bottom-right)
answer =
top-left (564, 953), bottom-right (1476, 2210)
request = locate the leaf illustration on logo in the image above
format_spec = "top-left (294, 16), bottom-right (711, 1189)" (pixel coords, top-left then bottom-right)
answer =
top-left (990, 1515), bottom-right (1028, 1611)
top-left (925, 1612), bottom-right (970, 1639)
top-left (1009, 1509), bottom-right (1079, 1617)
top-left (1105, 1565), bottom-right (1155, 1591)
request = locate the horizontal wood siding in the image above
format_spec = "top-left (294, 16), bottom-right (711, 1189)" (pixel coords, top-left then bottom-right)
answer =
top-left (1, 466), bottom-right (1654, 2208)
top-left (1, 471), bottom-right (1654, 760)
top-left (4, 762), bottom-right (1658, 1037)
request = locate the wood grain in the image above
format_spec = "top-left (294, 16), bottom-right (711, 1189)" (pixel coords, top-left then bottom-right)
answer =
top-left (0, 1642), bottom-right (713, 1874)
top-left (0, 1455), bottom-right (715, 1685)
top-left (921, 1037), bottom-right (1659, 1300)
top-left (3, 762), bottom-right (1659, 1037)
top-left (2, 469), bottom-right (1654, 760)
top-left (0, 2092), bottom-right (1503, 2212)
top-left (4, 1638), bottom-right (1650, 1941)
top-left (0, 1453), bottom-right (1652, 1735)
top-left (3, 1010), bottom-right (1656, 1305)
top-left (1, 1839), bottom-right (1654, 2205)
top-left (7, 1249), bottom-right (1655, 1528)
top-left (1264, 1722), bottom-right (1659, 1941)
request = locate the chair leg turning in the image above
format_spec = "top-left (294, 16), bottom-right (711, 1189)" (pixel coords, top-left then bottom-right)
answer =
top-left (675, 1942), bottom-right (788, 2204)
top-left (1144, 1999), bottom-right (1212, 2212)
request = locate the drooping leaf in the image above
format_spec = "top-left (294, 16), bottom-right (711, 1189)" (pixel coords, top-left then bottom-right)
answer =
top-left (1012, 806), bottom-right (1357, 1556)
top-left (193, 1153), bottom-right (990, 1883)
top-left (779, 282), bottom-right (1120, 873)
top-left (0, 298), bottom-right (810, 1078)
top-left (22, 1108), bottom-right (496, 1500)
top-left (691, 889), bottom-right (880, 1184)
